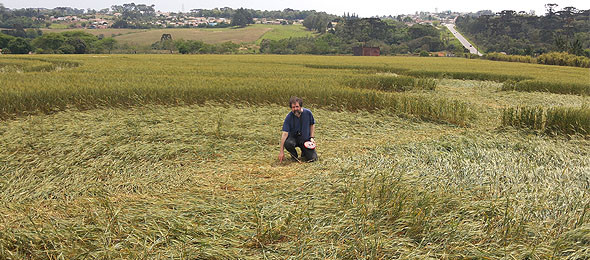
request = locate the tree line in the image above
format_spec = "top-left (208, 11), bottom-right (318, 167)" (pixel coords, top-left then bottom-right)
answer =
top-left (110, 3), bottom-right (158, 29)
top-left (455, 5), bottom-right (590, 57)
top-left (189, 7), bottom-right (331, 20)
top-left (261, 18), bottom-right (463, 55)
top-left (0, 31), bottom-right (117, 54)
top-left (0, 4), bottom-right (90, 29)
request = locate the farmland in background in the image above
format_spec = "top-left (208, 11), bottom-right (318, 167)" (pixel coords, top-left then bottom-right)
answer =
top-left (112, 27), bottom-right (271, 45)
top-left (0, 54), bottom-right (589, 258)
top-left (41, 28), bottom-right (149, 37)
top-left (40, 24), bottom-right (315, 45)
top-left (253, 24), bottom-right (317, 43)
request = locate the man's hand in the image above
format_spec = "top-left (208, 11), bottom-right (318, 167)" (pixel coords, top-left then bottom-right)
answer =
top-left (310, 137), bottom-right (316, 144)
top-left (278, 151), bottom-right (284, 163)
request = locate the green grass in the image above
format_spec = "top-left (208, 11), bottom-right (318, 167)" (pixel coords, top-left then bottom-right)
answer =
top-left (47, 23), bottom-right (70, 29)
top-left (440, 25), bottom-right (464, 52)
top-left (252, 24), bottom-right (316, 44)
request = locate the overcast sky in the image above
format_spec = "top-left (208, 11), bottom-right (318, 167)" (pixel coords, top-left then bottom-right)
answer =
top-left (2, 0), bottom-right (588, 17)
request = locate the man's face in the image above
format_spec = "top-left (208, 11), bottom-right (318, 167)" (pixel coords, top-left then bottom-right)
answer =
top-left (291, 102), bottom-right (302, 117)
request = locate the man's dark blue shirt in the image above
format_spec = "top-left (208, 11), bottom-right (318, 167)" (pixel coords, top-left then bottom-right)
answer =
top-left (282, 108), bottom-right (315, 141)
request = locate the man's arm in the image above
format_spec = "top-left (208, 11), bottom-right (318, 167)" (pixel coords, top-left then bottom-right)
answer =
top-left (310, 124), bottom-right (315, 143)
top-left (278, 131), bottom-right (289, 162)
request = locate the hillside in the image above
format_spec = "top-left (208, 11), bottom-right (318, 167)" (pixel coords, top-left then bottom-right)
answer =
top-left (38, 24), bottom-right (315, 46)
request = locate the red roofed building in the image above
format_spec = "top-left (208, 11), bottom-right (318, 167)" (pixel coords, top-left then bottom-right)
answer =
top-left (353, 47), bottom-right (380, 56)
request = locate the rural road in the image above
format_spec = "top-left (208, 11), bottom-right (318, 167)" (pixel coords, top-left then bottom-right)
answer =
top-left (445, 23), bottom-right (483, 56)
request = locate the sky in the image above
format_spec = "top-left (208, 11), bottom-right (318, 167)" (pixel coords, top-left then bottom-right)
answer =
top-left (1, 0), bottom-right (589, 17)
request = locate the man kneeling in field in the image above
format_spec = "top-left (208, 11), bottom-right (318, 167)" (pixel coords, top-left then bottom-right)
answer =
top-left (278, 96), bottom-right (318, 163)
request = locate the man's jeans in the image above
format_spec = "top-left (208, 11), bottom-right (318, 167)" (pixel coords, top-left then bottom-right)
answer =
top-left (284, 135), bottom-right (317, 162)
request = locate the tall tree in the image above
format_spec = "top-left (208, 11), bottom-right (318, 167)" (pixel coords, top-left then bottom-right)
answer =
top-left (97, 37), bottom-right (117, 54)
top-left (545, 3), bottom-right (558, 16)
top-left (231, 8), bottom-right (253, 27)
top-left (7, 37), bottom-right (32, 54)
top-left (303, 13), bottom-right (331, 33)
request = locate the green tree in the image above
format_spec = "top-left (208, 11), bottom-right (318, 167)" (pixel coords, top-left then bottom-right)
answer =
top-left (111, 19), bottom-right (129, 28)
top-left (407, 36), bottom-right (444, 52)
top-left (66, 37), bottom-right (87, 54)
top-left (174, 39), bottom-right (205, 54)
top-left (231, 8), bottom-right (253, 27)
top-left (335, 18), bottom-right (396, 44)
top-left (455, 5), bottom-right (590, 56)
top-left (0, 33), bottom-right (16, 49)
top-left (98, 38), bottom-right (117, 54)
top-left (7, 37), bottom-right (32, 54)
top-left (57, 44), bottom-right (75, 54)
top-left (216, 41), bottom-right (239, 53)
top-left (111, 3), bottom-right (155, 21)
top-left (312, 37), bottom-right (331, 54)
top-left (61, 31), bottom-right (97, 45)
top-left (31, 31), bottom-right (97, 53)
top-left (408, 24), bottom-right (439, 39)
top-left (32, 33), bottom-right (66, 52)
top-left (175, 40), bottom-right (191, 54)
top-left (161, 39), bottom-right (174, 53)
top-left (303, 13), bottom-right (331, 33)
top-left (569, 37), bottom-right (584, 56)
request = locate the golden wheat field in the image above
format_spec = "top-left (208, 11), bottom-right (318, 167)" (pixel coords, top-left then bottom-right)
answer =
top-left (0, 54), bottom-right (589, 259)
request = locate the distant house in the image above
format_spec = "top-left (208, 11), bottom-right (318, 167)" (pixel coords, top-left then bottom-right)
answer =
top-left (327, 22), bottom-right (338, 32)
top-left (353, 47), bottom-right (380, 56)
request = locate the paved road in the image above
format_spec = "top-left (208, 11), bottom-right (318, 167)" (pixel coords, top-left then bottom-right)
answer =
top-left (444, 23), bottom-right (483, 56)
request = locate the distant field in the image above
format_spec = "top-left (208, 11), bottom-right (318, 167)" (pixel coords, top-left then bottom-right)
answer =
top-left (113, 27), bottom-right (273, 45)
top-left (40, 24), bottom-right (314, 45)
top-left (47, 23), bottom-right (70, 29)
top-left (252, 24), bottom-right (316, 43)
top-left (41, 28), bottom-right (149, 37)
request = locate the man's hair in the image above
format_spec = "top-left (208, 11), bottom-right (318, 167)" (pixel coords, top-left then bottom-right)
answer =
top-left (289, 96), bottom-right (303, 107)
